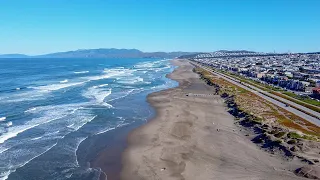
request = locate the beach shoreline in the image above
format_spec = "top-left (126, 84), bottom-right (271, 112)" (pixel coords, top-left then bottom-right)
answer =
top-left (89, 121), bottom-right (143, 180)
top-left (120, 59), bottom-right (307, 180)
top-left (87, 59), bottom-right (178, 180)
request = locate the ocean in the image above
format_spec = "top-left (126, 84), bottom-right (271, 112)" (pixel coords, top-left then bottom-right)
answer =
top-left (0, 58), bottom-right (177, 180)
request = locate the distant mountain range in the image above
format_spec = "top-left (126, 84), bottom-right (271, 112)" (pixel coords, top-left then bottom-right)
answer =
top-left (0, 54), bottom-right (30, 58)
top-left (0, 49), bottom-right (196, 59)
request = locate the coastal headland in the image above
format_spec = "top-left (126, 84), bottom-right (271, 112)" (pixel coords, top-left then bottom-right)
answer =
top-left (120, 59), bottom-right (319, 180)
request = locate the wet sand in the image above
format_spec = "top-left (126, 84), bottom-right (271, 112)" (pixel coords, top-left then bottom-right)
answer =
top-left (120, 59), bottom-right (305, 180)
top-left (89, 121), bottom-right (143, 180)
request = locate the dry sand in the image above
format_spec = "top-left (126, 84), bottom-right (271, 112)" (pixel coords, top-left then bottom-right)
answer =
top-left (120, 59), bottom-right (306, 180)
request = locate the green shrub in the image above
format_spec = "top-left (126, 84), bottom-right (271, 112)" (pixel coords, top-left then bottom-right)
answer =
top-left (287, 139), bottom-right (297, 144)
top-left (275, 131), bottom-right (286, 138)
top-left (287, 132), bottom-right (302, 139)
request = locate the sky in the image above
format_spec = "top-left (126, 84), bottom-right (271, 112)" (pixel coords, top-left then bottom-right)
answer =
top-left (0, 0), bottom-right (320, 55)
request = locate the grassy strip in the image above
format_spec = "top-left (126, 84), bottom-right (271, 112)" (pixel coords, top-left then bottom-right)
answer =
top-left (271, 91), bottom-right (320, 113)
top-left (194, 67), bottom-right (320, 140)
top-left (282, 91), bottom-right (320, 106)
top-left (215, 69), bottom-right (320, 113)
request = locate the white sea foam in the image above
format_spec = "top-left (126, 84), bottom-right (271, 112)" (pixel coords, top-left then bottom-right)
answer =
top-left (95, 127), bottom-right (116, 135)
top-left (0, 123), bottom-right (40, 144)
top-left (151, 81), bottom-right (175, 90)
top-left (0, 59), bottom-right (174, 180)
top-left (0, 113), bottom-right (96, 180)
top-left (0, 106), bottom-right (97, 179)
top-left (45, 130), bottom-right (60, 136)
top-left (0, 117), bottom-right (6, 122)
top-left (85, 74), bottom-right (113, 81)
top-left (117, 116), bottom-right (125, 120)
top-left (106, 89), bottom-right (135, 102)
top-left (5, 122), bottom-right (12, 127)
top-left (67, 123), bottom-right (74, 128)
top-left (59, 115), bottom-right (97, 167)
top-left (30, 82), bottom-right (85, 92)
top-left (134, 60), bottom-right (171, 75)
top-left (92, 84), bottom-right (108, 88)
top-left (84, 68), bottom-right (127, 81)
top-left (25, 107), bottom-right (37, 113)
top-left (74, 71), bottom-right (89, 74)
top-left (105, 87), bottom-right (144, 102)
top-left (84, 72), bottom-right (121, 81)
top-left (60, 79), bottom-right (68, 83)
top-left (0, 103), bottom-right (85, 144)
top-left (0, 142), bottom-right (59, 180)
top-left (23, 142), bottom-right (58, 166)
top-left (3, 80), bottom-right (88, 104)
top-left (0, 171), bottom-right (9, 180)
top-left (66, 115), bottom-right (96, 131)
top-left (83, 86), bottom-right (112, 107)
top-left (30, 136), bottom-right (42, 141)
top-left (117, 76), bottom-right (144, 85)
top-left (74, 137), bottom-right (89, 166)
top-left (116, 122), bottom-right (130, 128)
top-left (0, 147), bottom-right (9, 154)
top-left (84, 68), bottom-right (135, 81)
top-left (4, 90), bottom-right (49, 103)
top-left (95, 120), bottom-right (130, 136)
top-left (134, 61), bottom-right (156, 68)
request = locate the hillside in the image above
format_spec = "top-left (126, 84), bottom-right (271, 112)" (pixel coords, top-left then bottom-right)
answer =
top-left (0, 54), bottom-right (30, 58)
top-left (0, 49), bottom-right (195, 58)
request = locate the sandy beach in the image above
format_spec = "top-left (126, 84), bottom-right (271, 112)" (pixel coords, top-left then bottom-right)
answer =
top-left (120, 59), bottom-right (307, 180)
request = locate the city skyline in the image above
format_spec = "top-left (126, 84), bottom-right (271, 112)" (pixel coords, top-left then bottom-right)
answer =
top-left (1, 0), bottom-right (320, 55)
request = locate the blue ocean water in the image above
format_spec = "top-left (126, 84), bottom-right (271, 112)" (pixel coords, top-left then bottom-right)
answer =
top-left (0, 58), bottom-right (177, 180)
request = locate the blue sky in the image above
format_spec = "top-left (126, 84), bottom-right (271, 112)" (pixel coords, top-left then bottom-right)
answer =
top-left (0, 0), bottom-right (319, 54)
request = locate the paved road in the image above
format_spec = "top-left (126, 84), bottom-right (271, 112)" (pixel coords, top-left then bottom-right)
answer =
top-left (193, 62), bottom-right (320, 127)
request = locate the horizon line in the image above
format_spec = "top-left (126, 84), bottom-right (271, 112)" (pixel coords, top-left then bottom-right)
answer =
top-left (1, 48), bottom-right (320, 56)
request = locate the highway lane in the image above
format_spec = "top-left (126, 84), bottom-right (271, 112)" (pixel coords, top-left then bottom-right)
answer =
top-left (214, 70), bottom-right (320, 117)
top-left (193, 62), bottom-right (320, 127)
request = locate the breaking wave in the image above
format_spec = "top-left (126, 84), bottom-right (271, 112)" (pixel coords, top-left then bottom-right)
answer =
top-left (30, 82), bottom-right (85, 92)
top-left (0, 58), bottom-right (177, 179)
top-left (74, 71), bottom-right (89, 74)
